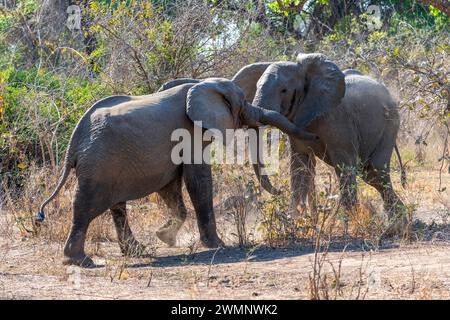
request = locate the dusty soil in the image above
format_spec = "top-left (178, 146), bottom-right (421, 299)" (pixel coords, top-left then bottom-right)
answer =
top-left (1, 238), bottom-right (450, 300)
top-left (1, 167), bottom-right (449, 300)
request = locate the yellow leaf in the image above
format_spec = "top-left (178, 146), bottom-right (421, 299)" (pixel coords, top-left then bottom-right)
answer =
top-left (119, 270), bottom-right (129, 280)
top-left (17, 163), bottom-right (28, 169)
top-left (393, 47), bottom-right (400, 57)
top-left (148, 193), bottom-right (159, 203)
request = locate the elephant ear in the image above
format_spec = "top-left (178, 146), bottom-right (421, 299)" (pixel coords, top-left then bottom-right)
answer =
top-left (231, 62), bottom-right (273, 102)
top-left (186, 78), bottom-right (244, 138)
top-left (295, 53), bottom-right (345, 128)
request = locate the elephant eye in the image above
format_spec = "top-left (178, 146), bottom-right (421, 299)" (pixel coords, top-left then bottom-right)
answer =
top-left (281, 89), bottom-right (287, 94)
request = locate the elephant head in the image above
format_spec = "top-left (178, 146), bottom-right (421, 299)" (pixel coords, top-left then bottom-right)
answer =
top-left (185, 78), bottom-right (316, 143)
top-left (232, 53), bottom-right (345, 194)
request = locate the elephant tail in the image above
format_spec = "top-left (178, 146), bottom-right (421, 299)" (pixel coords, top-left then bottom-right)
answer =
top-left (35, 150), bottom-right (75, 223)
top-left (394, 144), bottom-right (406, 188)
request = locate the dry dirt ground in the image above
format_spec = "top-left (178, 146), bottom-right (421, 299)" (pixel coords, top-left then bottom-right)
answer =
top-left (1, 167), bottom-right (449, 300)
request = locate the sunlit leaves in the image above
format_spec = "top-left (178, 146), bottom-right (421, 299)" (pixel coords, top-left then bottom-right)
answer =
top-left (268, 0), bottom-right (305, 16)
top-left (429, 5), bottom-right (441, 17)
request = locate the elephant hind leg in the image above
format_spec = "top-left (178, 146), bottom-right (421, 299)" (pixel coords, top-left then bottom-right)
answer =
top-left (365, 134), bottom-right (408, 237)
top-left (63, 183), bottom-right (111, 267)
top-left (111, 202), bottom-right (147, 257)
top-left (156, 176), bottom-right (187, 247)
top-left (363, 165), bottom-right (407, 237)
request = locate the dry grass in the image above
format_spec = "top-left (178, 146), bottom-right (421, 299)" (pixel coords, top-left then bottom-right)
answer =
top-left (0, 127), bottom-right (449, 299)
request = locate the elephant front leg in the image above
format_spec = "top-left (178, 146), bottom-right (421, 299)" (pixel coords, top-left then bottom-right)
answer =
top-left (183, 164), bottom-right (224, 248)
top-left (290, 148), bottom-right (317, 220)
top-left (336, 166), bottom-right (357, 210)
top-left (110, 202), bottom-right (147, 257)
top-left (335, 165), bottom-right (357, 235)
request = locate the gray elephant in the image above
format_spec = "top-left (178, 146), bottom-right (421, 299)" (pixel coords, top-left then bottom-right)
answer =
top-left (232, 54), bottom-right (407, 235)
top-left (36, 78), bottom-right (314, 267)
top-left (158, 63), bottom-right (291, 195)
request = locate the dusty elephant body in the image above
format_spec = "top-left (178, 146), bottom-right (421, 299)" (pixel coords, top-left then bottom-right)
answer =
top-left (232, 54), bottom-right (407, 235)
top-left (37, 78), bottom-right (314, 267)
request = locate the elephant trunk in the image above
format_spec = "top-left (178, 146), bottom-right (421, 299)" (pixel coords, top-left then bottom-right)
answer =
top-left (251, 87), bottom-right (269, 113)
top-left (242, 103), bottom-right (318, 141)
top-left (251, 130), bottom-right (281, 195)
top-left (242, 103), bottom-right (317, 195)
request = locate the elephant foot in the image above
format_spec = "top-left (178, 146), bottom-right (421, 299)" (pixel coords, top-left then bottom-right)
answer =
top-left (200, 235), bottom-right (225, 249)
top-left (120, 240), bottom-right (147, 258)
top-left (63, 255), bottom-right (95, 268)
top-left (156, 228), bottom-right (177, 247)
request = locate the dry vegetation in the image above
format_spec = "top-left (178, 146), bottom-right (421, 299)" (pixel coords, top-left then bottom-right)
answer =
top-left (0, 0), bottom-right (449, 300)
top-left (1, 162), bottom-right (449, 299)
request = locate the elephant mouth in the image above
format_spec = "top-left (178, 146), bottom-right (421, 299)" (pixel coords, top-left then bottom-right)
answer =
top-left (286, 89), bottom-right (298, 121)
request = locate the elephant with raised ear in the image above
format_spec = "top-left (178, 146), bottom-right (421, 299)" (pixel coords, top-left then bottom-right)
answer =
top-left (233, 53), bottom-right (407, 236)
top-left (36, 78), bottom-right (314, 267)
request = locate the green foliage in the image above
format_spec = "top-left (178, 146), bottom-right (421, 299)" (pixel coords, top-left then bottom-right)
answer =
top-left (0, 12), bottom-right (14, 66)
top-left (371, 0), bottom-right (450, 34)
top-left (16, 0), bottom-right (38, 14)
top-left (0, 63), bottom-right (110, 182)
top-left (1, 0), bottom-right (448, 186)
top-left (259, 192), bottom-right (294, 245)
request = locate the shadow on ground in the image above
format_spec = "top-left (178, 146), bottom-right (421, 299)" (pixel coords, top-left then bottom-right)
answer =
top-left (86, 220), bottom-right (448, 269)
top-left (127, 220), bottom-right (450, 269)
top-left (127, 236), bottom-right (402, 269)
